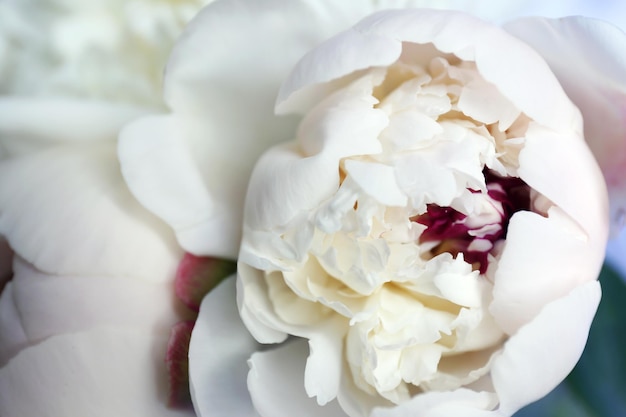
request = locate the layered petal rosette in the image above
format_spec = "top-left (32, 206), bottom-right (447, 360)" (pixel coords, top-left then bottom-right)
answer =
top-left (231, 9), bottom-right (609, 416)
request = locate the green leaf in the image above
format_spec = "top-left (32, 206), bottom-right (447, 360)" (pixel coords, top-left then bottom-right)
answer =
top-left (566, 264), bottom-right (626, 417)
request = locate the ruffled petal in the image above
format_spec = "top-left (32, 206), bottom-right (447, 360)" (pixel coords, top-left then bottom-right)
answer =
top-left (0, 326), bottom-right (194, 417)
top-left (243, 73), bottom-right (388, 235)
top-left (248, 338), bottom-right (346, 417)
top-left (0, 142), bottom-right (182, 280)
top-left (505, 16), bottom-right (626, 233)
top-left (278, 8), bottom-right (580, 134)
top-left (491, 280), bottom-right (601, 415)
top-left (188, 276), bottom-right (259, 417)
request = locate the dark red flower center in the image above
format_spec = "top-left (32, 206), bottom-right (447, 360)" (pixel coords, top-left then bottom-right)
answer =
top-left (412, 170), bottom-right (530, 274)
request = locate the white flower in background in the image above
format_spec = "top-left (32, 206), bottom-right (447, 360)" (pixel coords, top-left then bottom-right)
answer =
top-left (0, 1), bottom-right (213, 415)
top-left (0, 99), bottom-right (197, 416)
top-left (0, 0), bottom-right (212, 107)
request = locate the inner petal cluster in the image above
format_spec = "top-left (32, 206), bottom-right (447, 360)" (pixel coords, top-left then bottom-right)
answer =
top-left (253, 46), bottom-right (546, 407)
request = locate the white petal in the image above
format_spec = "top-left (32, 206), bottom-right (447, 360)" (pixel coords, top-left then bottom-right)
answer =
top-left (0, 282), bottom-right (28, 366)
top-left (237, 264), bottom-right (290, 343)
top-left (237, 264), bottom-right (346, 405)
top-left (304, 323), bottom-right (346, 405)
top-left (278, 9), bottom-right (580, 134)
top-left (518, 123), bottom-right (608, 257)
top-left (276, 26), bottom-right (401, 114)
top-left (118, 0), bottom-right (380, 258)
top-left (242, 143), bottom-right (340, 232)
top-left (491, 208), bottom-right (602, 334)
top-left (505, 16), bottom-right (626, 233)
top-left (119, 115), bottom-right (240, 258)
top-left (189, 276), bottom-right (260, 417)
top-left (0, 326), bottom-right (193, 417)
top-left (0, 143), bottom-right (182, 280)
top-left (491, 120), bottom-right (608, 333)
top-left (0, 98), bottom-right (147, 155)
top-left (248, 339), bottom-right (347, 417)
top-left (491, 280), bottom-right (601, 415)
top-left (0, 257), bottom-right (184, 363)
top-left (345, 160), bottom-right (407, 207)
top-left (370, 388), bottom-right (498, 417)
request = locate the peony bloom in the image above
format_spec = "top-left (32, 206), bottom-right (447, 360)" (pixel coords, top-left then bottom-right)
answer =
top-left (0, 1), bottom-right (213, 415)
top-left (187, 5), bottom-right (617, 417)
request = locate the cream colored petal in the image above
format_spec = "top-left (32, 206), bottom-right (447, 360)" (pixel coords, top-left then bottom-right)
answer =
top-left (0, 143), bottom-right (182, 280)
top-left (189, 276), bottom-right (260, 417)
top-left (0, 326), bottom-right (194, 417)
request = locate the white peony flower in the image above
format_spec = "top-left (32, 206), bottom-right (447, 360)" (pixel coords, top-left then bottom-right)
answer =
top-left (186, 5), bottom-right (618, 417)
top-left (235, 9), bottom-right (609, 416)
top-left (0, 0), bottom-right (212, 107)
top-left (0, 99), bottom-right (197, 416)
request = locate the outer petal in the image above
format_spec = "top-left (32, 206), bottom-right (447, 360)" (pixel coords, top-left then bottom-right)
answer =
top-left (248, 339), bottom-right (346, 417)
top-left (0, 326), bottom-right (194, 417)
top-left (491, 125), bottom-right (608, 333)
top-left (0, 282), bottom-right (28, 364)
top-left (370, 389), bottom-right (498, 417)
top-left (505, 16), bottom-right (626, 232)
top-left (0, 142), bottom-right (182, 280)
top-left (491, 281), bottom-right (601, 415)
top-left (0, 257), bottom-right (186, 365)
top-left (188, 276), bottom-right (260, 417)
top-left (277, 8), bottom-right (580, 135)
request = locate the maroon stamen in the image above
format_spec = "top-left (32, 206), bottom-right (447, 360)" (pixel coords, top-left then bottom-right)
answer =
top-left (412, 170), bottom-right (530, 273)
